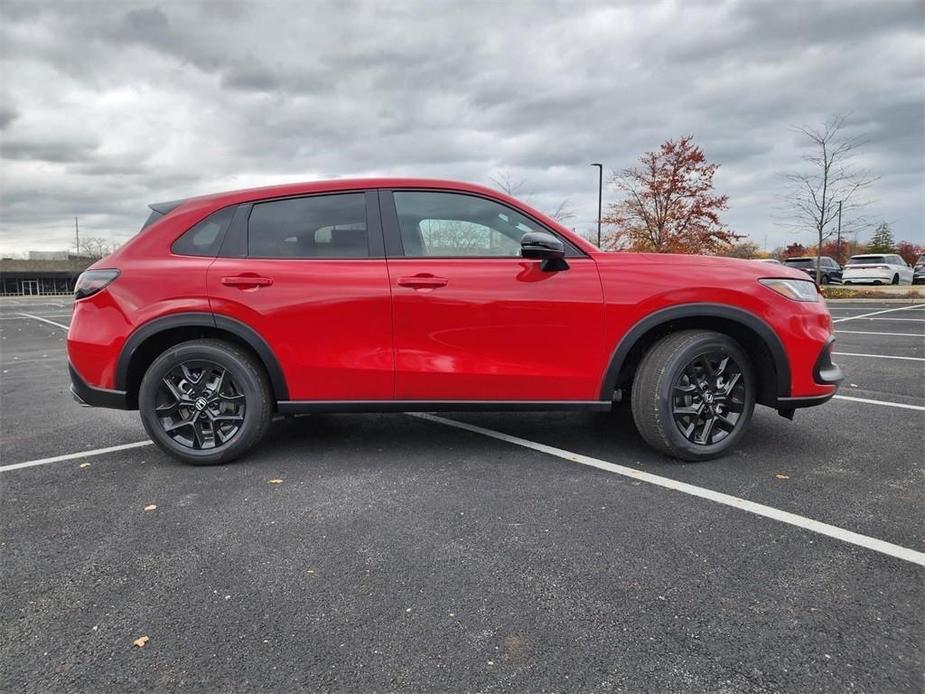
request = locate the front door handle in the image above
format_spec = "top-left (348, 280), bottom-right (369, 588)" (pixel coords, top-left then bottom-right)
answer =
top-left (397, 275), bottom-right (448, 289)
top-left (221, 275), bottom-right (273, 288)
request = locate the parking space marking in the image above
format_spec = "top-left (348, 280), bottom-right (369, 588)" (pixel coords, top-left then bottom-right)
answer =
top-left (836, 330), bottom-right (924, 337)
top-left (867, 317), bottom-right (925, 322)
top-left (833, 395), bottom-right (925, 411)
top-left (833, 351), bottom-right (925, 362)
top-left (16, 313), bottom-right (70, 330)
top-left (0, 441), bottom-right (154, 473)
top-left (413, 414), bottom-right (925, 566)
top-left (833, 305), bottom-right (925, 323)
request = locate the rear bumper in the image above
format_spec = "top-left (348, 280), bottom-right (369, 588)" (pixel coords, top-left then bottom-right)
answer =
top-left (69, 363), bottom-right (129, 409)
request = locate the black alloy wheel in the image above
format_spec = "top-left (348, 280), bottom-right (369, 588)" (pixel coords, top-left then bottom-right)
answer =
top-left (139, 339), bottom-right (272, 465)
top-left (670, 351), bottom-right (746, 447)
top-left (156, 361), bottom-right (246, 450)
top-left (631, 330), bottom-right (756, 461)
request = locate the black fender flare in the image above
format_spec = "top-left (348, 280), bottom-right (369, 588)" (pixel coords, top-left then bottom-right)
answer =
top-left (115, 312), bottom-right (289, 400)
top-left (598, 303), bottom-right (791, 401)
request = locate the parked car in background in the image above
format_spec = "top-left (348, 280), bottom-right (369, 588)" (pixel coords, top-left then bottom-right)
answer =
top-left (913, 254), bottom-right (925, 284)
top-left (755, 258), bottom-right (781, 264)
top-left (67, 178), bottom-right (842, 465)
top-left (842, 254), bottom-right (913, 285)
top-left (783, 256), bottom-right (842, 284)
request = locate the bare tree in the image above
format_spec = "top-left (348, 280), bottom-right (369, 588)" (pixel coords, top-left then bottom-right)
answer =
top-left (782, 114), bottom-right (878, 283)
top-left (73, 236), bottom-right (117, 259)
top-left (488, 170), bottom-right (526, 198)
top-left (489, 169), bottom-right (575, 225)
top-left (548, 197), bottom-right (576, 224)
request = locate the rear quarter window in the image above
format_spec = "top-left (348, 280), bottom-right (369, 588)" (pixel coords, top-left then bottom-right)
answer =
top-left (171, 206), bottom-right (236, 257)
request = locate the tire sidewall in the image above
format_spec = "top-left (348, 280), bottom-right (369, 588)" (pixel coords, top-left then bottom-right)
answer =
top-left (657, 335), bottom-right (756, 461)
top-left (139, 342), bottom-right (269, 465)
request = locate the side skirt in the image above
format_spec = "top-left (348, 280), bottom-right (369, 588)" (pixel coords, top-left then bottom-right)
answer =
top-left (277, 400), bottom-right (614, 415)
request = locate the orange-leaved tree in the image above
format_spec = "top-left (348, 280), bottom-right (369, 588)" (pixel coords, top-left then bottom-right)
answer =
top-left (602, 136), bottom-right (740, 254)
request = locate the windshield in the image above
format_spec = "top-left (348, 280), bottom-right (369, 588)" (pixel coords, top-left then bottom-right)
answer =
top-left (847, 256), bottom-right (886, 265)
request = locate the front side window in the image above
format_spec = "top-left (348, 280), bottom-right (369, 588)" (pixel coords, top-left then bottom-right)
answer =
top-left (247, 193), bottom-right (368, 258)
top-left (392, 191), bottom-right (556, 258)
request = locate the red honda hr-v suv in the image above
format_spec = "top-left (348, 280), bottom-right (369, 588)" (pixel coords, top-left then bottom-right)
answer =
top-left (68, 178), bottom-right (842, 465)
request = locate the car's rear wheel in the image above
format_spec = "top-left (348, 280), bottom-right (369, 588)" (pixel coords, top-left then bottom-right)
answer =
top-left (139, 339), bottom-right (272, 465)
top-left (631, 330), bottom-right (755, 462)
top-left (891, 274), bottom-right (899, 285)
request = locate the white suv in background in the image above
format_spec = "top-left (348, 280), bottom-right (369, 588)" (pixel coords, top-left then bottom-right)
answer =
top-left (842, 254), bottom-right (914, 285)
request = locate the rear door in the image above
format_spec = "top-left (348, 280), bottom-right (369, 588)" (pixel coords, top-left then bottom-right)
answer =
top-left (381, 189), bottom-right (606, 402)
top-left (207, 190), bottom-right (393, 401)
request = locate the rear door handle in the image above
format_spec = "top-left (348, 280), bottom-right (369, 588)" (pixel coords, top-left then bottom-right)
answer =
top-left (397, 275), bottom-right (449, 289)
top-left (221, 275), bottom-right (273, 288)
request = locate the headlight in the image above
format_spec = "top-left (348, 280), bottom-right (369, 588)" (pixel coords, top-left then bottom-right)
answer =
top-left (74, 269), bottom-right (120, 300)
top-left (759, 278), bottom-right (819, 302)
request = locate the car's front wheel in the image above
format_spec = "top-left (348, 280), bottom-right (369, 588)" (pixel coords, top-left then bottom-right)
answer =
top-left (139, 339), bottom-right (272, 465)
top-left (631, 330), bottom-right (756, 462)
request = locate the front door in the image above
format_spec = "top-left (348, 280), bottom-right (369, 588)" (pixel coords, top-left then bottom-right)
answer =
top-left (382, 190), bottom-right (606, 402)
top-left (207, 190), bottom-right (393, 401)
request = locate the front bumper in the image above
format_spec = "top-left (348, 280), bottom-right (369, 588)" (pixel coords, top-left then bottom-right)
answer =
top-left (69, 363), bottom-right (129, 409)
top-left (776, 336), bottom-right (843, 410)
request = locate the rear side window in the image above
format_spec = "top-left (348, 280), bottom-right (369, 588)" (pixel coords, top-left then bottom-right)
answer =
top-left (172, 206), bottom-right (236, 257)
top-left (247, 193), bottom-right (368, 258)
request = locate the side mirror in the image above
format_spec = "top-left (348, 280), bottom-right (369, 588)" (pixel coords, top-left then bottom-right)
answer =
top-left (521, 232), bottom-right (569, 272)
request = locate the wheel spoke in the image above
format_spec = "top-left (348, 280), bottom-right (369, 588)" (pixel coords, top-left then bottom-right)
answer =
top-left (673, 402), bottom-right (704, 417)
top-left (722, 371), bottom-right (742, 395)
top-left (697, 416), bottom-right (716, 445)
top-left (155, 401), bottom-right (180, 417)
top-left (698, 356), bottom-right (715, 379)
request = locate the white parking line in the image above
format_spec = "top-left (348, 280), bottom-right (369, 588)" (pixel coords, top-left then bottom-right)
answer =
top-left (834, 352), bottom-right (925, 362)
top-left (0, 441), bottom-right (154, 473)
top-left (832, 305), bottom-right (925, 323)
top-left (867, 317), bottom-right (925, 322)
top-left (836, 330), bottom-right (924, 337)
top-left (832, 395), bottom-right (925, 411)
top-left (412, 413), bottom-right (925, 566)
top-left (15, 313), bottom-right (70, 330)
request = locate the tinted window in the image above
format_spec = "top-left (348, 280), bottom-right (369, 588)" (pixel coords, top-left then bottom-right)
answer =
top-left (848, 256), bottom-right (885, 265)
top-left (172, 206), bottom-right (236, 257)
top-left (393, 191), bottom-right (553, 257)
top-left (248, 194), bottom-right (368, 258)
top-left (784, 258), bottom-right (814, 268)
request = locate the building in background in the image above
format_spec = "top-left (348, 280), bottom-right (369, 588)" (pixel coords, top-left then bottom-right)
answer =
top-left (0, 253), bottom-right (94, 295)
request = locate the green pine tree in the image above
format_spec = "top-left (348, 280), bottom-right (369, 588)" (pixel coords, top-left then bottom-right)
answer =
top-left (867, 222), bottom-right (895, 253)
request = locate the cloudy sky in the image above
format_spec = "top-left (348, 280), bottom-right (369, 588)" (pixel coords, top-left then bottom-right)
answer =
top-left (1, 0), bottom-right (922, 254)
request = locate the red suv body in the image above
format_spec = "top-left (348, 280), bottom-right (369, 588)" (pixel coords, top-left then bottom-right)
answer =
top-left (68, 178), bottom-right (842, 464)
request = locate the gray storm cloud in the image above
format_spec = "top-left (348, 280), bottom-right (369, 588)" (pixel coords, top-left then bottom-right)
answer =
top-left (0, 0), bottom-right (922, 253)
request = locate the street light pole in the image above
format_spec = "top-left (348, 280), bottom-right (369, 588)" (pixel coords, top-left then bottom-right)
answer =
top-left (836, 200), bottom-right (843, 263)
top-left (590, 163), bottom-right (603, 248)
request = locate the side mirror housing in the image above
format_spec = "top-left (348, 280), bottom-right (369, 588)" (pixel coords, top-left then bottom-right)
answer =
top-left (521, 232), bottom-right (569, 272)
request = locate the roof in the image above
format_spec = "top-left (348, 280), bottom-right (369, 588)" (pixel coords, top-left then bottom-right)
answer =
top-left (0, 257), bottom-right (94, 274)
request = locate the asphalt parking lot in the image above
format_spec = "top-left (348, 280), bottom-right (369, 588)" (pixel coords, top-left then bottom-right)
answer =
top-left (1, 296), bottom-right (923, 693)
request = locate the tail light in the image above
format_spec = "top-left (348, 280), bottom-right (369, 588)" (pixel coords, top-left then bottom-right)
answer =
top-left (878, 265), bottom-right (891, 270)
top-left (74, 269), bottom-right (119, 300)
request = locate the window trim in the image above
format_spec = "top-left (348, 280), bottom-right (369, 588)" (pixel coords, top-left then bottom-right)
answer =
top-left (378, 188), bottom-right (586, 259)
top-left (234, 189), bottom-right (385, 260)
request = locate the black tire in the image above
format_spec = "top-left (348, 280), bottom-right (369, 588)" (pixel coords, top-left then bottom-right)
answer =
top-left (631, 330), bottom-right (756, 462)
top-left (891, 274), bottom-right (899, 285)
top-left (139, 339), bottom-right (272, 465)
top-left (820, 274), bottom-right (829, 285)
